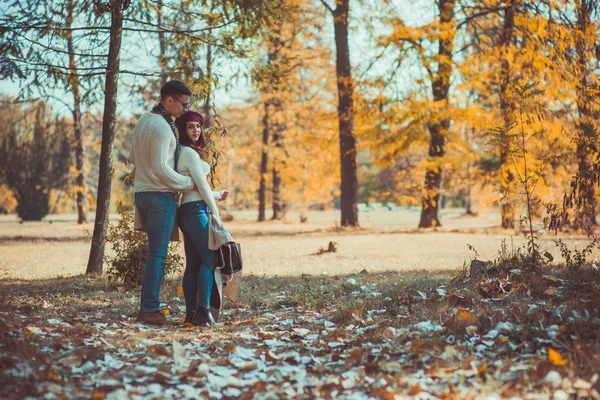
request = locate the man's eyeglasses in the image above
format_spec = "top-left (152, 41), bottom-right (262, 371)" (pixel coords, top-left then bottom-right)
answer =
top-left (172, 97), bottom-right (191, 110)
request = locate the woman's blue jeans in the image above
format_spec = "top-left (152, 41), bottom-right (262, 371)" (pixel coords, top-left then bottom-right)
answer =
top-left (177, 201), bottom-right (216, 311)
top-left (135, 192), bottom-right (176, 312)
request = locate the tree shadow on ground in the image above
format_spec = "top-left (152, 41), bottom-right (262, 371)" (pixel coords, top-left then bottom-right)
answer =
top-left (0, 269), bottom-right (455, 324)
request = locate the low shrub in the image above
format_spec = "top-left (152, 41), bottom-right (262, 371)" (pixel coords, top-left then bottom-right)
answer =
top-left (104, 202), bottom-right (183, 287)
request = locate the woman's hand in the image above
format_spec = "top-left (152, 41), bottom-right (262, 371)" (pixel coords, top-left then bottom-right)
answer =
top-left (218, 190), bottom-right (229, 201)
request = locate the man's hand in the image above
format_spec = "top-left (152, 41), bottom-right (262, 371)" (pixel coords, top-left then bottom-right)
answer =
top-left (183, 183), bottom-right (197, 193)
top-left (219, 190), bottom-right (230, 201)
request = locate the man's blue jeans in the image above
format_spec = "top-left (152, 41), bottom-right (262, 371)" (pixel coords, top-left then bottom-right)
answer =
top-left (177, 201), bottom-right (216, 311)
top-left (135, 192), bottom-right (176, 312)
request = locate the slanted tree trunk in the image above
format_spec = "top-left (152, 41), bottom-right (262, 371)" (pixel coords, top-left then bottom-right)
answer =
top-left (498, 0), bottom-right (516, 229)
top-left (418, 0), bottom-right (455, 228)
top-left (574, 0), bottom-right (598, 227)
top-left (258, 99), bottom-right (270, 222)
top-left (66, 0), bottom-right (86, 224)
top-left (86, 0), bottom-right (128, 274)
top-left (331, 0), bottom-right (358, 227)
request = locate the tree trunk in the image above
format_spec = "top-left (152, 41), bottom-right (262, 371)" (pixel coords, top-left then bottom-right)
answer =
top-left (418, 125), bottom-right (446, 228)
top-left (157, 0), bottom-right (167, 87)
top-left (72, 91), bottom-right (86, 224)
top-left (418, 0), bottom-right (455, 228)
top-left (465, 193), bottom-right (475, 215)
top-left (333, 0), bottom-right (359, 227)
top-left (499, 0), bottom-right (516, 229)
top-left (271, 163), bottom-right (283, 219)
top-left (258, 99), bottom-right (270, 222)
top-left (203, 44), bottom-right (212, 128)
top-left (575, 0), bottom-right (597, 227)
top-left (464, 128), bottom-right (476, 216)
top-left (271, 101), bottom-right (285, 220)
top-left (66, 0), bottom-right (86, 224)
top-left (86, 0), bottom-right (127, 274)
top-left (258, 33), bottom-right (283, 223)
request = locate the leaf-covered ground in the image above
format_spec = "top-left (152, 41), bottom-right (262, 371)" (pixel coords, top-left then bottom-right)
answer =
top-left (2, 268), bottom-right (600, 399)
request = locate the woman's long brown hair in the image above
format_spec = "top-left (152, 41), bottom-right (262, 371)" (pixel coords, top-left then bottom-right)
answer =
top-left (178, 122), bottom-right (210, 162)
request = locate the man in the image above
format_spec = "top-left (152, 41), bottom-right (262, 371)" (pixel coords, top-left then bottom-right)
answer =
top-left (130, 80), bottom-right (194, 325)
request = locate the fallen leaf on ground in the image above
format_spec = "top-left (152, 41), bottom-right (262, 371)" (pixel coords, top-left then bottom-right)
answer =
top-left (548, 349), bottom-right (567, 366)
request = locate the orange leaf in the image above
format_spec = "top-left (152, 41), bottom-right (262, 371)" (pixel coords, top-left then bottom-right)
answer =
top-left (161, 309), bottom-right (170, 317)
top-left (410, 384), bottom-right (422, 395)
top-left (477, 361), bottom-right (487, 375)
top-left (240, 361), bottom-right (258, 372)
top-left (548, 348), bottom-right (567, 366)
top-left (92, 392), bottom-right (106, 400)
top-left (177, 286), bottom-right (184, 297)
top-left (444, 291), bottom-right (459, 298)
top-left (444, 292), bottom-right (465, 305)
top-left (456, 309), bottom-right (477, 325)
top-left (48, 370), bottom-right (60, 382)
top-left (349, 347), bottom-right (363, 364)
top-left (370, 388), bottom-right (400, 400)
top-left (514, 282), bottom-right (528, 291)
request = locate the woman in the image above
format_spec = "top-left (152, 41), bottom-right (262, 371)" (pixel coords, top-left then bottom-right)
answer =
top-left (175, 110), bottom-right (228, 326)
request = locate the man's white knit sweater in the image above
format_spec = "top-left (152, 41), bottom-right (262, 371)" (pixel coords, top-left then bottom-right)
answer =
top-left (130, 112), bottom-right (194, 193)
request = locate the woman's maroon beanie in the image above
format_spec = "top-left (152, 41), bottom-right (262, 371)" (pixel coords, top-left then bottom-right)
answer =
top-left (176, 110), bottom-right (204, 136)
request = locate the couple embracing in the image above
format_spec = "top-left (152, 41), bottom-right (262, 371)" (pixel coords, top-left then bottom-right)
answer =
top-left (130, 80), bottom-right (229, 327)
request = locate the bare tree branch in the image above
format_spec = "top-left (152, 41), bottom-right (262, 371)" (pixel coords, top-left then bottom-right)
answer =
top-left (1, 23), bottom-right (111, 32)
top-left (123, 17), bottom-right (235, 32)
top-left (318, 0), bottom-right (334, 15)
top-left (357, 43), bottom-right (391, 83)
top-left (13, 32), bottom-right (108, 58)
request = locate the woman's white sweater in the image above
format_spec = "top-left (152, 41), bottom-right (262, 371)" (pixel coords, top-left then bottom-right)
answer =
top-left (177, 146), bottom-right (223, 219)
top-left (130, 112), bottom-right (194, 193)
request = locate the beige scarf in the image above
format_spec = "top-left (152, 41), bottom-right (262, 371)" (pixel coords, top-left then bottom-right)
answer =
top-left (208, 213), bottom-right (234, 250)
